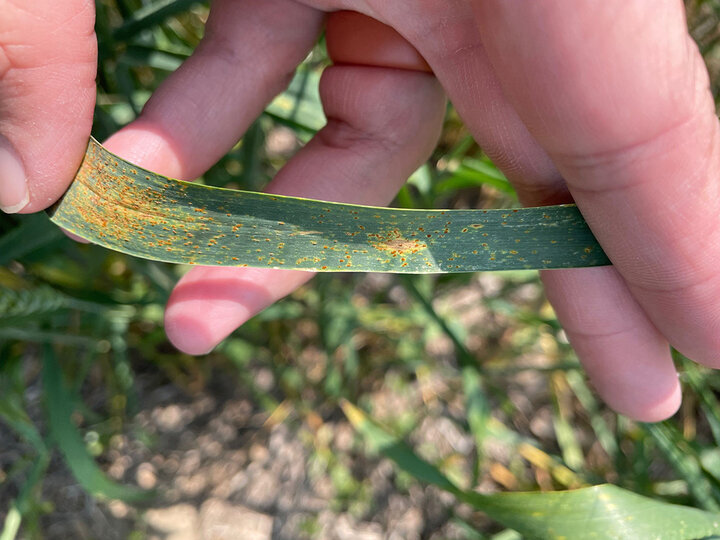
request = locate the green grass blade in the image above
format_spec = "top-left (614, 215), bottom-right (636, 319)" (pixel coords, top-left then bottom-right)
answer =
top-left (124, 44), bottom-right (188, 72)
top-left (551, 373), bottom-right (585, 471)
top-left (265, 65), bottom-right (325, 134)
top-left (681, 360), bottom-right (720, 446)
top-left (564, 370), bottom-right (619, 461)
top-left (400, 276), bottom-right (493, 463)
top-left (0, 286), bottom-right (67, 324)
top-left (0, 507), bottom-right (21, 540)
top-left (0, 394), bottom-right (49, 540)
top-left (41, 346), bottom-right (152, 503)
top-left (49, 139), bottom-right (609, 272)
top-left (643, 422), bottom-right (720, 511)
top-left (0, 327), bottom-right (104, 348)
top-left (342, 400), bottom-right (720, 540)
top-left (0, 401), bottom-right (47, 457)
top-left (341, 400), bottom-right (461, 493)
top-left (111, 0), bottom-right (203, 43)
top-left (0, 214), bottom-right (65, 266)
top-left (466, 485), bottom-right (720, 540)
top-left (435, 158), bottom-right (517, 197)
top-left (2, 453), bottom-right (50, 537)
top-left (0, 355), bottom-right (47, 454)
top-left (0, 285), bottom-right (109, 326)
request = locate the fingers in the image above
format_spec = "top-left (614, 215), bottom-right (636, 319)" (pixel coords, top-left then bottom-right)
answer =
top-left (376, 1), bottom-right (680, 419)
top-left (369, 0), bottom-right (571, 205)
top-left (164, 266), bottom-right (313, 355)
top-left (542, 268), bottom-right (680, 421)
top-left (326, 11), bottom-right (431, 72)
top-left (165, 65), bottom-right (445, 354)
top-left (0, 0), bottom-right (96, 213)
top-left (474, 1), bottom-right (720, 367)
top-left (100, 2), bottom-right (446, 356)
top-left (97, 0), bottom-right (322, 354)
top-left (104, 0), bottom-right (324, 180)
top-left (157, 10), bottom-right (445, 354)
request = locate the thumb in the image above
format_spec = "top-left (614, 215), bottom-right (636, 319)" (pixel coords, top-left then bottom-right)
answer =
top-left (0, 0), bottom-right (96, 213)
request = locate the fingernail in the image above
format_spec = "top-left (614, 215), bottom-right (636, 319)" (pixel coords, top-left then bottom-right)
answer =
top-left (0, 137), bottom-right (29, 214)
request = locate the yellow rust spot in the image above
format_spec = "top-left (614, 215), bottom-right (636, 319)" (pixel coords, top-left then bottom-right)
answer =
top-left (55, 140), bottom-right (590, 273)
top-left (368, 229), bottom-right (428, 256)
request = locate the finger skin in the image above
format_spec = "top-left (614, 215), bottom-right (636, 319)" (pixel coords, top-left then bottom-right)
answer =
top-left (99, 0), bottom-right (685, 419)
top-left (165, 65), bottom-right (445, 354)
top-left (102, 0), bottom-right (324, 353)
top-left (104, 0), bottom-right (324, 180)
top-left (101, 2), bottom-right (445, 354)
top-left (370, 1), bottom-right (680, 419)
top-left (159, 1), bottom-right (680, 420)
top-left (0, 0), bottom-right (96, 212)
top-left (474, 1), bottom-right (720, 368)
top-left (326, 11), bottom-right (432, 72)
top-left (542, 267), bottom-right (680, 421)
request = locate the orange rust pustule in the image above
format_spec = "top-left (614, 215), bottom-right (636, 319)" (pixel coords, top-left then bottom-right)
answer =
top-left (367, 229), bottom-right (428, 257)
top-left (65, 140), bottom-right (223, 258)
top-left (50, 138), bottom-right (610, 273)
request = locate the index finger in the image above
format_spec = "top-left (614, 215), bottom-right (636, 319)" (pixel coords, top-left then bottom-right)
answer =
top-left (474, 1), bottom-right (720, 366)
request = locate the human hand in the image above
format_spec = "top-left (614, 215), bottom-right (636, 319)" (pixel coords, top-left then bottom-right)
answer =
top-left (4, 1), bottom-right (717, 423)
top-left (0, 0), bottom-right (96, 213)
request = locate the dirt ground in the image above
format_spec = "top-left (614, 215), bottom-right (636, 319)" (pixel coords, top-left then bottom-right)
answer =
top-left (8, 370), bottom-right (477, 539)
top-left (3, 272), bottom-right (561, 539)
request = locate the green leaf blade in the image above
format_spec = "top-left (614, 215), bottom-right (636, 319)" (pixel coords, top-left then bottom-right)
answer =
top-left (49, 139), bottom-right (609, 273)
top-left (42, 347), bottom-right (153, 503)
top-left (469, 485), bottom-right (720, 540)
top-left (342, 399), bottom-right (720, 540)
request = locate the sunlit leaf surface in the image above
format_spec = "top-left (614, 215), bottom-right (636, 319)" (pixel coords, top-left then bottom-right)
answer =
top-left (342, 400), bottom-right (720, 540)
top-left (49, 139), bottom-right (609, 272)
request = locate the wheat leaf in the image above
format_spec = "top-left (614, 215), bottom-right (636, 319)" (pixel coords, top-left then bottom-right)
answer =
top-left (49, 139), bottom-right (609, 273)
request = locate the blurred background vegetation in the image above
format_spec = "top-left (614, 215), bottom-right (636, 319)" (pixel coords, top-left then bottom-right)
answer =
top-left (3, 1), bottom-right (720, 538)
